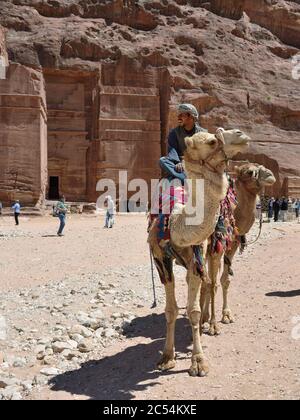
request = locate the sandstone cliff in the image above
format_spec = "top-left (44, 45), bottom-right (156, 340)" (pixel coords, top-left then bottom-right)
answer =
top-left (0, 0), bottom-right (299, 204)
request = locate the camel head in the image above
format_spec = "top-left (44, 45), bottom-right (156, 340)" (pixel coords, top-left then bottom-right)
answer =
top-left (184, 128), bottom-right (250, 172)
top-left (235, 163), bottom-right (276, 192)
top-left (216, 128), bottom-right (251, 158)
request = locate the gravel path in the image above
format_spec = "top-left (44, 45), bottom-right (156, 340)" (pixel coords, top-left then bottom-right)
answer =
top-left (0, 215), bottom-right (299, 400)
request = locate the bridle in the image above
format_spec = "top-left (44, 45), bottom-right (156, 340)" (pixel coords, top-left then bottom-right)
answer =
top-left (184, 129), bottom-right (229, 175)
top-left (237, 166), bottom-right (263, 196)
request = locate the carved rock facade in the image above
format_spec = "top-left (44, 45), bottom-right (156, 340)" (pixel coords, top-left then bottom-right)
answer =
top-left (0, 1), bottom-right (299, 205)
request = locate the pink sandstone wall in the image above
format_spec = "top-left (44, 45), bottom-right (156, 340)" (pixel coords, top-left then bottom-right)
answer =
top-left (0, 63), bottom-right (47, 206)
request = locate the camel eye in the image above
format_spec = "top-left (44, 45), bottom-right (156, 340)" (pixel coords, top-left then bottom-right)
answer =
top-left (208, 139), bottom-right (217, 146)
top-left (247, 170), bottom-right (253, 176)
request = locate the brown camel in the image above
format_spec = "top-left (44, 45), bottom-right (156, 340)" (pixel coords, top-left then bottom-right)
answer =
top-left (203, 163), bottom-right (276, 335)
top-left (148, 128), bottom-right (250, 377)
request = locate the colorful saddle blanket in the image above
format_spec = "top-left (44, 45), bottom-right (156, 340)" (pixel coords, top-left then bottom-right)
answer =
top-left (150, 184), bottom-right (188, 242)
top-left (150, 180), bottom-right (239, 252)
top-left (210, 186), bottom-right (239, 254)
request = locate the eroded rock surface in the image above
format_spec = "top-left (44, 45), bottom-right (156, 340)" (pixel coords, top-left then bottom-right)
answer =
top-left (0, 0), bottom-right (299, 203)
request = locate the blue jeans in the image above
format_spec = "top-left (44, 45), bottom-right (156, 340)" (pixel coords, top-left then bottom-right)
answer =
top-left (159, 149), bottom-right (186, 183)
top-left (57, 214), bottom-right (66, 234)
top-left (105, 211), bottom-right (114, 228)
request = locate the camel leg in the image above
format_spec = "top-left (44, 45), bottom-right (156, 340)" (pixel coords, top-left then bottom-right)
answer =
top-left (221, 242), bottom-right (239, 324)
top-left (157, 277), bottom-right (179, 371)
top-left (207, 254), bottom-right (221, 336)
top-left (187, 268), bottom-right (209, 377)
top-left (200, 275), bottom-right (211, 325)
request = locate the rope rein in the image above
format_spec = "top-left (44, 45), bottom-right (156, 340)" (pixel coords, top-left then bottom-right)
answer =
top-left (244, 211), bottom-right (263, 247)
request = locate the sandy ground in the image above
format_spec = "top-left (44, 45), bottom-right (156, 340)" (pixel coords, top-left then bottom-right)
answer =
top-left (0, 214), bottom-right (300, 400)
top-left (0, 213), bottom-right (150, 292)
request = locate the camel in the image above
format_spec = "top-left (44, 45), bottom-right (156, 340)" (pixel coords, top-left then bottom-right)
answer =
top-left (202, 163), bottom-right (276, 335)
top-left (148, 128), bottom-right (250, 377)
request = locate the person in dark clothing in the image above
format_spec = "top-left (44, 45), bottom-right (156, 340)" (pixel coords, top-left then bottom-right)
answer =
top-left (281, 197), bottom-right (288, 222)
top-left (268, 197), bottom-right (274, 220)
top-left (273, 198), bottom-right (280, 222)
top-left (12, 200), bottom-right (21, 226)
top-left (159, 103), bottom-right (207, 182)
top-left (295, 199), bottom-right (300, 220)
top-left (55, 196), bottom-right (68, 236)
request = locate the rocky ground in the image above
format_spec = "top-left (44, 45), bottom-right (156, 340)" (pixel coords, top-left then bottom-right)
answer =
top-left (0, 213), bottom-right (300, 400)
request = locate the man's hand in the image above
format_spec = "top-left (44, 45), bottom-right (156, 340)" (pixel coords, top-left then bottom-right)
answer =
top-left (175, 163), bottom-right (184, 173)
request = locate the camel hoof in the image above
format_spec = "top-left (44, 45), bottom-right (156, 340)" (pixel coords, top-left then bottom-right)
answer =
top-left (222, 311), bottom-right (235, 324)
top-left (208, 323), bottom-right (221, 336)
top-left (157, 354), bottom-right (176, 371)
top-left (189, 354), bottom-right (209, 377)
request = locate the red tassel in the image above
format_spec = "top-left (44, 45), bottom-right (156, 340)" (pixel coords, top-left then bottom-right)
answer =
top-left (216, 240), bottom-right (223, 254)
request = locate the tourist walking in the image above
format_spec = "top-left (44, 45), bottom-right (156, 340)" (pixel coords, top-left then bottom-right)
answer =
top-left (11, 200), bottom-right (21, 226)
top-left (273, 198), bottom-right (280, 222)
top-left (104, 195), bottom-right (115, 228)
top-left (55, 196), bottom-right (68, 236)
top-left (293, 198), bottom-right (300, 221)
top-left (281, 197), bottom-right (288, 222)
top-left (256, 197), bottom-right (262, 220)
top-left (268, 197), bottom-right (274, 221)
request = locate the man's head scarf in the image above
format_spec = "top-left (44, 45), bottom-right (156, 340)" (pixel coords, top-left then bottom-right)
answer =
top-left (177, 103), bottom-right (199, 120)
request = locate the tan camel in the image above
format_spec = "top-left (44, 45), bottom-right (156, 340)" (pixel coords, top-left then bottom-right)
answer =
top-left (148, 128), bottom-right (250, 377)
top-left (203, 163), bottom-right (276, 335)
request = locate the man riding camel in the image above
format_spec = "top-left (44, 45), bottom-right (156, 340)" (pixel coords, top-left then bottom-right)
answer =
top-left (159, 103), bottom-right (207, 182)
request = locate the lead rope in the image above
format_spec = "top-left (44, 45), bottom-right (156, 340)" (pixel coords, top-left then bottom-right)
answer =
top-left (246, 211), bottom-right (263, 247)
top-left (149, 246), bottom-right (158, 308)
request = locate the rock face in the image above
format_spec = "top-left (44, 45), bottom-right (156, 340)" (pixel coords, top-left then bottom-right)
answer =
top-left (0, 0), bottom-right (299, 204)
top-left (0, 25), bottom-right (8, 68)
top-left (210, 0), bottom-right (300, 48)
top-left (0, 48), bottom-right (47, 205)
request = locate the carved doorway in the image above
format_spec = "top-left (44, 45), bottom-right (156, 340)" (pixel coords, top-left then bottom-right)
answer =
top-left (48, 176), bottom-right (60, 200)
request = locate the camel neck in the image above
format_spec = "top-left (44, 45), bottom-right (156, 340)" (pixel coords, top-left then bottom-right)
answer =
top-left (170, 168), bottom-right (228, 248)
top-left (236, 179), bottom-right (259, 202)
top-left (186, 164), bottom-right (226, 205)
top-left (235, 179), bottom-right (260, 235)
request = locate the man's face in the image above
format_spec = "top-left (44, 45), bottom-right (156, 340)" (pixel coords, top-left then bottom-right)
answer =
top-left (177, 112), bottom-right (194, 128)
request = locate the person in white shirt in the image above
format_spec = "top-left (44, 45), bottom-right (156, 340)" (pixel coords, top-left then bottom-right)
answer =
top-left (292, 199), bottom-right (300, 221)
top-left (12, 200), bottom-right (21, 226)
top-left (104, 196), bottom-right (115, 228)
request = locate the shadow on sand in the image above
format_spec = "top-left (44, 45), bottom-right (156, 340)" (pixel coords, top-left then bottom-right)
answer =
top-left (266, 290), bottom-right (300, 298)
top-left (49, 313), bottom-right (192, 400)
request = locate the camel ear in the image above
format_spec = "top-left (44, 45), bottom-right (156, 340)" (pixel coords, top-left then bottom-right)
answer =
top-left (185, 137), bottom-right (195, 149)
top-left (216, 127), bottom-right (225, 144)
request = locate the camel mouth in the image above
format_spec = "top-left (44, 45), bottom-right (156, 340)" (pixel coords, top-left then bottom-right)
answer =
top-left (262, 176), bottom-right (276, 186)
top-left (231, 135), bottom-right (251, 147)
top-left (232, 140), bottom-right (249, 148)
